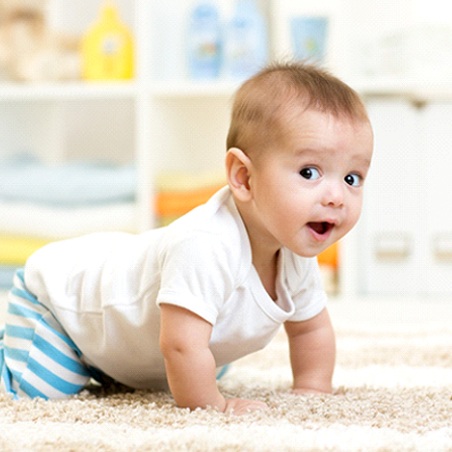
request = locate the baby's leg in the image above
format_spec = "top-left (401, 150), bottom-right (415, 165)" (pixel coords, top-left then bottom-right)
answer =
top-left (0, 269), bottom-right (91, 399)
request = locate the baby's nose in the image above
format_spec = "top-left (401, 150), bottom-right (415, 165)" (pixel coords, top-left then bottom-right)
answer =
top-left (321, 181), bottom-right (344, 207)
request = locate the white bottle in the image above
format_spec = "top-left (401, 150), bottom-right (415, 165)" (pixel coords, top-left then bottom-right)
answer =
top-left (223, 0), bottom-right (268, 80)
top-left (187, 1), bottom-right (222, 80)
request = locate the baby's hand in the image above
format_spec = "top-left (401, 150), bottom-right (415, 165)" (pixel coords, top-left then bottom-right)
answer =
top-left (223, 398), bottom-right (269, 415)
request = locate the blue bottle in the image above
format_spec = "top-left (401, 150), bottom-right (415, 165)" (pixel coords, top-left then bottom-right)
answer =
top-left (187, 1), bottom-right (222, 80)
top-left (223, 0), bottom-right (269, 80)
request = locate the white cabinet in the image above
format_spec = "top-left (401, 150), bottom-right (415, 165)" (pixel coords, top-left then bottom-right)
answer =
top-left (356, 99), bottom-right (452, 296)
top-left (358, 100), bottom-right (422, 295)
top-left (421, 103), bottom-right (452, 295)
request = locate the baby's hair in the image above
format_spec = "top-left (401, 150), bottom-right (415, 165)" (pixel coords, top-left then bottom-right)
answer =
top-left (226, 61), bottom-right (369, 155)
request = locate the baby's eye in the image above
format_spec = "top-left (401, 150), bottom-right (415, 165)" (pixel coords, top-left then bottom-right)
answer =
top-left (344, 173), bottom-right (361, 187)
top-left (300, 167), bottom-right (320, 180)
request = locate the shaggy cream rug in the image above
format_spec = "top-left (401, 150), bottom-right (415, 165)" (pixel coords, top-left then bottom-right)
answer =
top-left (0, 297), bottom-right (451, 451)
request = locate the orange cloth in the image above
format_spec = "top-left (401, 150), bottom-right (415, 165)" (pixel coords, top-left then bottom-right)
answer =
top-left (155, 184), bottom-right (224, 218)
top-left (317, 243), bottom-right (338, 269)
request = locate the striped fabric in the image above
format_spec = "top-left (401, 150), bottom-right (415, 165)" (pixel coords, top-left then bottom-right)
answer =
top-left (0, 269), bottom-right (91, 399)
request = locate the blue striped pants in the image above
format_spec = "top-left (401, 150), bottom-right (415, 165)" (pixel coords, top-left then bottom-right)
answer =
top-left (0, 269), bottom-right (91, 399)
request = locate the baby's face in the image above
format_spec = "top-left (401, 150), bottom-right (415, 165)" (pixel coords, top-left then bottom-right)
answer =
top-left (247, 108), bottom-right (373, 257)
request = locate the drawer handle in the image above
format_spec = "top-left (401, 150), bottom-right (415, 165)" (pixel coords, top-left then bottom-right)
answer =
top-left (432, 233), bottom-right (452, 262)
top-left (374, 232), bottom-right (412, 261)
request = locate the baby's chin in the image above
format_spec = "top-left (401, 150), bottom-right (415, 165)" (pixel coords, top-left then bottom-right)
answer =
top-left (291, 246), bottom-right (330, 259)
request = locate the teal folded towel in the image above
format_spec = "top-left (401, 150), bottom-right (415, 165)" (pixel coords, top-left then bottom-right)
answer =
top-left (0, 154), bottom-right (136, 207)
top-left (0, 265), bottom-right (16, 289)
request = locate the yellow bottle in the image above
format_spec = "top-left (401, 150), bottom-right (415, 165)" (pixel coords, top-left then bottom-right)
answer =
top-left (81, 1), bottom-right (134, 80)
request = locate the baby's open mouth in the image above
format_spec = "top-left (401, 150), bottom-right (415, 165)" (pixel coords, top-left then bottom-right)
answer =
top-left (308, 222), bottom-right (334, 235)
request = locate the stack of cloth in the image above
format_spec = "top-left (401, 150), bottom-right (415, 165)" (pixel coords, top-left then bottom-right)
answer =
top-left (0, 154), bottom-right (137, 289)
top-left (154, 170), bottom-right (226, 226)
top-left (317, 242), bottom-right (339, 295)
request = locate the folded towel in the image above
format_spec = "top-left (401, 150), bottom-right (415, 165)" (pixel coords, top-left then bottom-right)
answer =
top-left (0, 154), bottom-right (136, 206)
top-left (155, 184), bottom-right (225, 218)
top-left (0, 201), bottom-right (137, 238)
top-left (0, 235), bottom-right (50, 265)
top-left (0, 265), bottom-right (17, 289)
top-left (318, 242), bottom-right (338, 269)
top-left (154, 170), bottom-right (225, 224)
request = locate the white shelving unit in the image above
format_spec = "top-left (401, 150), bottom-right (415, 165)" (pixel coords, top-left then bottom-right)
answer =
top-left (0, 1), bottom-right (251, 270)
top-left (0, 0), bottom-right (361, 229)
top-left (3, 0), bottom-right (452, 297)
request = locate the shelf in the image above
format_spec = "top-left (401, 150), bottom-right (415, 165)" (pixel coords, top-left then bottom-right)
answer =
top-left (0, 80), bottom-right (252, 101)
top-left (4, 77), bottom-right (452, 103)
top-left (149, 80), bottom-right (242, 99)
top-left (349, 76), bottom-right (452, 103)
top-left (0, 81), bottom-right (137, 101)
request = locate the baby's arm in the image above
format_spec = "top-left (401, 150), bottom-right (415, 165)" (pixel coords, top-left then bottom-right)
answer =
top-left (284, 307), bottom-right (336, 394)
top-left (159, 304), bottom-right (268, 414)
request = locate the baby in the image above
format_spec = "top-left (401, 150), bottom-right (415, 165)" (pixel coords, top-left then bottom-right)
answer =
top-left (0, 62), bottom-right (373, 414)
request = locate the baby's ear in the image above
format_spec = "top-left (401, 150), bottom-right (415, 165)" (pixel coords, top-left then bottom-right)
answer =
top-left (225, 147), bottom-right (253, 202)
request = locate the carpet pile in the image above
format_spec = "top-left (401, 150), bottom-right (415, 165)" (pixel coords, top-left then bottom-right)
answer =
top-left (0, 299), bottom-right (451, 451)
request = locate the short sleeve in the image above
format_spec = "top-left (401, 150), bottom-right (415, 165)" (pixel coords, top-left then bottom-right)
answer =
top-left (284, 252), bottom-right (328, 322)
top-left (156, 232), bottom-right (239, 325)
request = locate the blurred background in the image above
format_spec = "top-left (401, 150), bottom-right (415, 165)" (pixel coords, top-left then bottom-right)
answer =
top-left (1, 0), bottom-right (452, 299)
